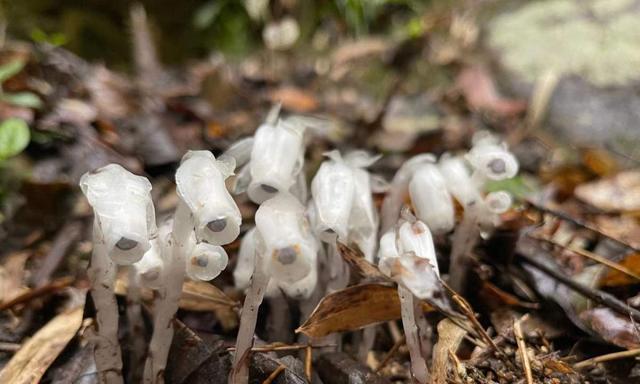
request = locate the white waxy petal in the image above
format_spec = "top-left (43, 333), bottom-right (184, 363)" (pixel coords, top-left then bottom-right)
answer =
top-left (134, 237), bottom-right (164, 289)
top-left (255, 193), bottom-right (317, 284)
top-left (381, 153), bottom-right (436, 232)
top-left (485, 191), bottom-right (512, 214)
top-left (278, 267), bottom-right (318, 299)
top-left (438, 155), bottom-right (482, 207)
top-left (186, 243), bottom-right (229, 281)
top-left (234, 228), bottom-right (280, 297)
top-left (381, 253), bottom-right (441, 300)
top-left (248, 120), bottom-right (305, 203)
top-left (408, 164), bottom-right (454, 234)
top-left (175, 150), bottom-right (241, 245)
top-left (80, 164), bottom-right (155, 265)
top-left (311, 155), bottom-right (355, 241)
top-left (377, 230), bottom-right (400, 276)
top-left (466, 140), bottom-right (518, 181)
top-left (397, 221), bottom-right (438, 276)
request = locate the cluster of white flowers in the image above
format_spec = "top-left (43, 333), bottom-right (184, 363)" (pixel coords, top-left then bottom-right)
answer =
top-left (80, 151), bottom-right (242, 384)
top-left (81, 107), bottom-right (519, 384)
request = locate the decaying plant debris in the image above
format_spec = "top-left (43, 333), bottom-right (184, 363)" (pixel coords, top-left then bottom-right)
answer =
top-left (1, 1), bottom-right (640, 383)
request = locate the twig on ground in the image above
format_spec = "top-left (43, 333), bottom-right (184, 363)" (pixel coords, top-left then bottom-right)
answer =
top-left (305, 345), bottom-right (312, 381)
top-left (262, 364), bottom-right (286, 384)
top-left (0, 276), bottom-right (74, 311)
top-left (514, 316), bottom-right (533, 384)
top-left (517, 250), bottom-right (640, 323)
top-left (375, 335), bottom-right (405, 373)
top-left (574, 348), bottom-right (640, 369)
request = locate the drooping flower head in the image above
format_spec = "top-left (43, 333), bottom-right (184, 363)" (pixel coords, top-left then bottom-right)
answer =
top-left (80, 164), bottom-right (156, 265)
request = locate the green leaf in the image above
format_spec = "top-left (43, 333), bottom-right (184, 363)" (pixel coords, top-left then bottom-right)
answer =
top-left (0, 118), bottom-right (30, 159)
top-left (484, 175), bottom-right (539, 201)
top-left (193, 1), bottom-right (225, 30)
top-left (0, 92), bottom-right (43, 109)
top-left (0, 60), bottom-right (26, 84)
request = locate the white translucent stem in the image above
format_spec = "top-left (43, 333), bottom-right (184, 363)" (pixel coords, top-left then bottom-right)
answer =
top-left (398, 285), bottom-right (429, 384)
top-left (126, 268), bottom-right (146, 383)
top-left (357, 326), bottom-right (377, 362)
top-left (448, 208), bottom-right (479, 293)
top-left (89, 222), bottom-right (124, 384)
top-left (326, 242), bottom-right (349, 293)
top-left (143, 201), bottom-right (190, 384)
top-left (230, 253), bottom-right (270, 384)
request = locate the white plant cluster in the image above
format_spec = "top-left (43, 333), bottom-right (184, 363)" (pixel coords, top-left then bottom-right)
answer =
top-left (81, 106), bottom-right (518, 384)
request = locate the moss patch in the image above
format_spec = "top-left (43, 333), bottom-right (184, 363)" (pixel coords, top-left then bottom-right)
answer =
top-left (488, 0), bottom-right (640, 87)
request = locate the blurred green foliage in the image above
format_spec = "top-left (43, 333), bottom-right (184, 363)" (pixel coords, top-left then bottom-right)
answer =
top-left (2, 0), bottom-right (428, 67)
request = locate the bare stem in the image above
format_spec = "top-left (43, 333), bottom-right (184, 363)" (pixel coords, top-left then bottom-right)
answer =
top-left (90, 223), bottom-right (124, 384)
top-left (143, 201), bottom-right (190, 384)
top-left (398, 285), bottom-right (429, 384)
top-left (448, 209), bottom-right (479, 293)
top-left (230, 253), bottom-right (270, 384)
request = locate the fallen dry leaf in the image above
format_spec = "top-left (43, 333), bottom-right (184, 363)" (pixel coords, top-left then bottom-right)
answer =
top-left (600, 253), bottom-right (640, 287)
top-left (575, 170), bottom-right (640, 212)
top-left (592, 215), bottom-right (640, 250)
top-left (432, 318), bottom-right (468, 384)
top-left (114, 276), bottom-right (238, 312)
top-left (581, 307), bottom-right (640, 349)
top-left (268, 86), bottom-right (318, 113)
top-left (296, 283), bottom-right (433, 338)
top-left (0, 306), bottom-right (84, 384)
top-left (0, 251), bottom-right (30, 303)
top-left (337, 242), bottom-right (389, 282)
top-left (456, 65), bottom-right (527, 118)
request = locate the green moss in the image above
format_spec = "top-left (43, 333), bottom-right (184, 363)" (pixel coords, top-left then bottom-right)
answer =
top-left (488, 0), bottom-right (640, 86)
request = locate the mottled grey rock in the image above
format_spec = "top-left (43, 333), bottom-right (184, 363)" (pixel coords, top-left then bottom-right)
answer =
top-left (486, 0), bottom-right (640, 158)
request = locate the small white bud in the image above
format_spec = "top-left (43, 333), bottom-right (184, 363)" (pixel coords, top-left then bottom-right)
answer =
top-left (485, 190), bottom-right (512, 214)
top-left (347, 152), bottom-right (381, 262)
top-left (438, 155), bottom-right (482, 207)
top-left (408, 164), bottom-right (455, 233)
top-left (466, 135), bottom-right (518, 180)
top-left (80, 164), bottom-right (155, 265)
top-left (255, 193), bottom-right (317, 284)
top-left (186, 243), bottom-right (229, 281)
top-left (311, 151), bottom-right (355, 241)
top-left (175, 150), bottom-right (241, 245)
top-left (263, 17), bottom-right (300, 51)
top-left (248, 119), bottom-right (305, 203)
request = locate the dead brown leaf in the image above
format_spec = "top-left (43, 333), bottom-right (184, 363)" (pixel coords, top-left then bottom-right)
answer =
top-left (296, 283), bottom-right (433, 338)
top-left (600, 253), bottom-right (640, 287)
top-left (114, 276), bottom-right (238, 312)
top-left (432, 318), bottom-right (468, 384)
top-left (456, 65), bottom-right (527, 118)
top-left (581, 307), bottom-right (640, 349)
top-left (268, 87), bottom-right (318, 113)
top-left (0, 251), bottom-right (30, 303)
top-left (592, 215), bottom-right (640, 250)
top-left (575, 170), bottom-right (640, 212)
top-left (337, 242), bottom-right (389, 282)
top-left (0, 306), bottom-right (84, 384)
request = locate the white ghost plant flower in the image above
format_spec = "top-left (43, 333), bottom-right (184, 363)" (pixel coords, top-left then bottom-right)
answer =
top-left (175, 150), bottom-right (241, 245)
top-left (80, 164), bottom-right (156, 265)
top-left (231, 193), bottom-right (318, 384)
top-left (311, 151), bottom-right (355, 241)
top-left (186, 242), bottom-right (229, 281)
top-left (80, 164), bottom-right (156, 384)
top-left (377, 214), bottom-right (438, 384)
top-left (144, 150), bottom-right (240, 384)
top-left (248, 118), bottom-right (306, 203)
top-left (408, 163), bottom-right (455, 234)
top-left (381, 154), bottom-right (435, 233)
top-left (466, 132), bottom-right (519, 181)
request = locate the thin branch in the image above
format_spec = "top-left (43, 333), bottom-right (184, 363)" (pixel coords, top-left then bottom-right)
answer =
top-left (574, 348), bottom-right (640, 369)
top-left (514, 317), bottom-right (533, 384)
top-left (262, 365), bottom-right (286, 384)
top-left (517, 250), bottom-right (640, 323)
top-left (375, 335), bottom-right (405, 373)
